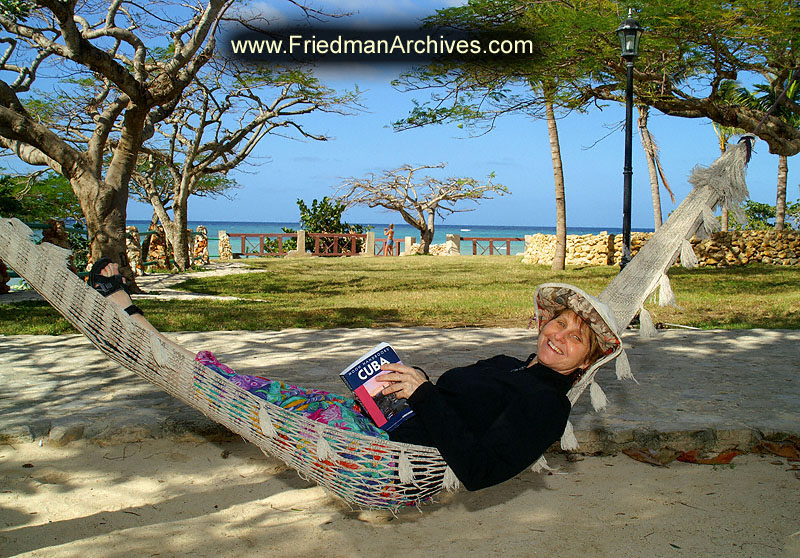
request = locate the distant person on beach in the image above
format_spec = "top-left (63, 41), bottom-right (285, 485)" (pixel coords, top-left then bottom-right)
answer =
top-left (384, 224), bottom-right (394, 256)
top-left (90, 259), bottom-right (620, 492)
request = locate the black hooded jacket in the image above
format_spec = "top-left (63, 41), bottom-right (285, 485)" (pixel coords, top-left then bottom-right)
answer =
top-left (389, 354), bottom-right (573, 491)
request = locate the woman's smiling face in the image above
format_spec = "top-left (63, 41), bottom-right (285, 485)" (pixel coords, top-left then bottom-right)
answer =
top-left (536, 309), bottom-right (593, 375)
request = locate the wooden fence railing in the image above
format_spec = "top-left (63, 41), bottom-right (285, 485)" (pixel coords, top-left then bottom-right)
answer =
top-left (376, 238), bottom-right (403, 256)
top-left (224, 232), bottom-right (524, 258)
top-left (308, 233), bottom-right (366, 256)
top-left (228, 233), bottom-right (297, 257)
top-left (461, 237), bottom-right (525, 255)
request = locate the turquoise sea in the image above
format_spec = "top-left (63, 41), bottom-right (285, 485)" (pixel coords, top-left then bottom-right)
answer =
top-left (128, 220), bottom-right (654, 258)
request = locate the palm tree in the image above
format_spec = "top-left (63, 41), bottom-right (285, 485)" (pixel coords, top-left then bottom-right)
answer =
top-left (730, 80), bottom-right (799, 230)
top-left (712, 123), bottom-right (746, 231)
top-left (637, 105), bottom-right (675, 230)
top-left (541, 82), bottom-right (568, 270)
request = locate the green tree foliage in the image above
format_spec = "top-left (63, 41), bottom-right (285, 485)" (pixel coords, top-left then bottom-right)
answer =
top-left (573, 0), bottom-right (800, 156)
top-left (0, 172), bottom-right (89, 268)
top-left (722, 77), bottom-right (799, 230)
top-left (727, 198), bottom-right (800, 230)
top-left (788, 199), bottom-right (800, 229)
top-left (128, 161), bottom-right (239, 208)
top-left (282, 197), bottom-right (369, 253)
top-left (0, 0), bottom-right (32, 21)
top-left (298, 197), bottom-right (366, 235)
top-left (0, 177), bottom-right (23, 216)
top-left (0, 172), bottom-right (83, 222)
top-left (67, 227), bottom-right (90, 271)
top-left (741, 201), bottom-right (776, 230)
top-left (399, 1), bottom-right (799, 156)
top-left (393, 1), bottom-right (577, 267)
top-left (394, 1), bottom-right (577, 131)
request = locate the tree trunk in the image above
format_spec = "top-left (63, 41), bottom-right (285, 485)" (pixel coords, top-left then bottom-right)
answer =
top-left (165, 216), bottom-right (190, 270)
top-left (637, 106), bottom-right (663, 229)
top-left (74, 173), bottom-right (140, 291)
top-left (420, 212), bottom-right (435, 254)
top-left (419, 228), bottom-right (434, 254)
top-left (545, 98), bottom-right (566, 271)
top-left (776, 155), bottom-right (788, 231)
top-left (140, 210), bottom-right (159, 265)
top-left (164, 193), bottom-right (191, 270)
top-left (718, 139), bottom-right (729, 231)
top-left (74, 107), bottom-right (147, 291)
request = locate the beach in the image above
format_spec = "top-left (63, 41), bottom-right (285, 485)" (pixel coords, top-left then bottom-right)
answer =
top-left (1, 440), bottom-right (797, 557)
top-left (1, 323), bottom-right (799, 557)
top-left (2, 268), bottom-right (799, 557)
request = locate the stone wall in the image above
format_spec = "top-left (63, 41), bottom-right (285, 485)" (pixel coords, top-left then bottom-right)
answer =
top-left (143, 225), bottom-right (171, 270)
top-left (407, 242), bottom-right (458, 256)
top-left (522, 232), bottom-right (654, 266)
top-left (522, 233), bottom-right (615, 266)
top-left (521, 230), bottom-right (799, 267)
top-left (218, 230), bottom-right (233, 260)
top-left (610, 233), bottom-right (655, 265)
top-left (126, 226), bottom-right (142, 275)
top-left (125, 226), bottom-right (209, 272)
top-left (191, 226), bottom-right (210, 266)
top-left (691, 230), bottom-right (800, 267)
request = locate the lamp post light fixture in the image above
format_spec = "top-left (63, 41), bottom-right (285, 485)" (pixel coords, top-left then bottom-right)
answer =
top-left (616, 9), bottom-right (643, 269)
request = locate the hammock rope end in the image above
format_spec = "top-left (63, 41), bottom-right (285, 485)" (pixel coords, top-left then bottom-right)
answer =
top-left (442, 465), bottom-right (461, 492)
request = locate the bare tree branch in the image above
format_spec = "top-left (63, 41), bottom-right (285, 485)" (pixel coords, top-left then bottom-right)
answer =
top-left (128, 61), bottom-right (359, 269)
top-left (337, 163), bottom-right (508, 254)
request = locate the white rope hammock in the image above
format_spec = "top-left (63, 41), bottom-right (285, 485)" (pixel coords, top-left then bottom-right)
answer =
top-left (0, 139), bottom-right (751, 511)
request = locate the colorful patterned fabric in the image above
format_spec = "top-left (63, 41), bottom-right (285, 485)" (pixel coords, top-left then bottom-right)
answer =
top-left (195, 351), bottom-right (389, 440)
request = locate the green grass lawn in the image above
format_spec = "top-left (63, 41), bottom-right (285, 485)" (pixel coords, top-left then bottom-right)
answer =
top-left (2, 257), bottom-right (799, 334)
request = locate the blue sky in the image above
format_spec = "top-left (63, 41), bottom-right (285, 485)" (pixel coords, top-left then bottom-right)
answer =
top-left (128, 1), bottom-right (798, 229)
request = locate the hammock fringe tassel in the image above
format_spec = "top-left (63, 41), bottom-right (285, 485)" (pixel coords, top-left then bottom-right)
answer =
top-left (443, 465), bottom-right (461, 492)
top-left (702, 206), bottom-right (720, 237)
top-left (315, 424), bottom-right (335, 462)
top-left (589, 380), bottom-right (608, 412)
top-left (658, 273), bottom-right (676, 307)
top-left (560, 420), bottom-right (578, 451)
top-left (530, 455), bottom-right (553, 473)
top-left (639, 307), bottom-right (657, 338)
top-left (681, 239), bottom-right (699, 269)
top-left (398, 450), bottom-right (417, 486)
top-left (258, 405), bottom-right (278, 438)
top-left (615, 350), bottom-right (637, 384)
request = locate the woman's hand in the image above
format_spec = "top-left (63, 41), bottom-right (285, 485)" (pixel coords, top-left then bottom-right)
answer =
top-left (379, 363), bottom-right (428, 400)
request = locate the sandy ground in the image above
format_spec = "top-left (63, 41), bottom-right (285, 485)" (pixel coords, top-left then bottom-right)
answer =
top-left (2, 268), bottom-right (799, 557)
top-left (1, 438), bottom-right (798, 558)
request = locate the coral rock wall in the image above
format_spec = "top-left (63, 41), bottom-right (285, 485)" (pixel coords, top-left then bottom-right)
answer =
top-left (522, 230), bottom-right (799, 267)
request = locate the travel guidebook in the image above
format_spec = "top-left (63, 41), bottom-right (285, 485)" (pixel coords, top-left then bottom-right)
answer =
top-left (339, 342), bottom-right (415, 432)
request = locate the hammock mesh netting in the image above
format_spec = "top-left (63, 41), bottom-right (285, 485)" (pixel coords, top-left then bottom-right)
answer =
top-left (0, 139), bottom-right (751, 511)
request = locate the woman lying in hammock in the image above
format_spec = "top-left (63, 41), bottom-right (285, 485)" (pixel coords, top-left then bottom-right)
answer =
top-left (91, 259), bottom-right (622, 491)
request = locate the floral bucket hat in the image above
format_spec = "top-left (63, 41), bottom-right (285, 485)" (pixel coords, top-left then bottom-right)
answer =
top-left (533, 283), bottom-right (635, 454)
top-left (534, 283), bottom-right (621, 358)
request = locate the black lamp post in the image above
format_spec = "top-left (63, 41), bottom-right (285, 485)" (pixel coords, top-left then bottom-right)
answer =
top-left (616, 8), bottom-right (643, 269)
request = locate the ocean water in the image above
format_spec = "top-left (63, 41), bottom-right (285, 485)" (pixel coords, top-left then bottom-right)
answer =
top-left (127, 220), bottom-right (654, 258)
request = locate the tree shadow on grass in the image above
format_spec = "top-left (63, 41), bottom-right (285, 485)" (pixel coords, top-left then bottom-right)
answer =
top-left (146, 302), bottom-right (405, 330)
top-left (0, 301), bottom-right (77, 334)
